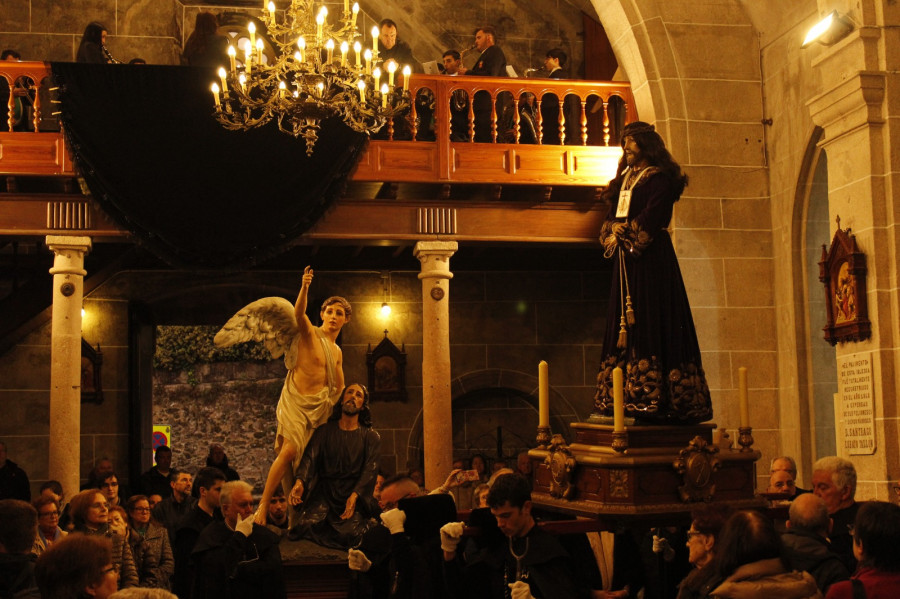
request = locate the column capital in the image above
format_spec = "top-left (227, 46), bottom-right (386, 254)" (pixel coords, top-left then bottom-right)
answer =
top-left (46, 235), bottom-right (92, 277)
top-left (414, 241), bottom-right (458, 280)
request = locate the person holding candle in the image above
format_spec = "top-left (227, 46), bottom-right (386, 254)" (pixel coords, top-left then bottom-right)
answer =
top-left (593, 121), bottom-right (712, 425)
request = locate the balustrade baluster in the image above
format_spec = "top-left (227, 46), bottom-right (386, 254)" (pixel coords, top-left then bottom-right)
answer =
top-left (467, 94), bottom-right (475, 143)
top-left (535, 96), bottom-right (543, 145)
top-left (409, 90), bottom-right (418, 141)
top-left (558, 96), bottom-right (565, 145)
top-left (602, 99), bottom-right (610, 146)
top-left (513, 95), bottom-right (521, 144)
top-left (490, 91), bottom-right (498, 143)
top-left (580, 98), bottom-right (588, 145)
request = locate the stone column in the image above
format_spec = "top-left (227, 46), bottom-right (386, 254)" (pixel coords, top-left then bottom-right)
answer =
top-left (414, 241), bottom-right (457, 490)
top-left (46, 236), bottom-right (92, 498)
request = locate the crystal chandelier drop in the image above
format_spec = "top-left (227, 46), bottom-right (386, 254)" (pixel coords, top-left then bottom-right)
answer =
top-left (210, 0), bottom-right (412, 155)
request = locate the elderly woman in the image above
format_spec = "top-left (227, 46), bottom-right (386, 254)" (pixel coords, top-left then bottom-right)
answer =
top-left (127, 495), bottom-right (174, 589)
top-left (69, 489), bottom-right (139, 589)
top-left (675, 504), bottom-right (732, 599)
top-left (32, 495), bottom-right (67, 557)
top-left (35, 534), bottom-right (119, 599)
top-left (707, 510), bottom-right (820, 599)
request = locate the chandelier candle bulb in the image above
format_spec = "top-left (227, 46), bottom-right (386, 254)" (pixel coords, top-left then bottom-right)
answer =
top-left (316, 13), bottom-right (324, 43)
top-left (248, 21), bottom-right (256, 50)
top-left (244, 46), bottom-right (252, 74)
top-left (371, 26), bottom-right (379, 60)
top-left (364, 49), bottom-right (372, 74)
top-left (278, 80), bottom-right (286, 98)
top-left (402, 65), bottom-right (411, 92)
top-left (351, 3), bottom-right (359, 29)
top-left (343, 0), bottom-right (349, 15)
top-left (372, 67), bottom-right (381, 90)
top-left (217, 67), bottom-right (228, 94)
top-left (381, 83), bottom-right (388, 107)
top-left (227, 45), bottom-right (236, 71)
top-left (357, 79), bottom-right (365, 102)
top-left (326, 39), bottom-right (334, 64)
top-left (538, 360), bottom-right (549, 428)
top-left (297, 36), bottom-right (306, 63)
top-left (267, 1), bottom-right (276, 24)
top-left (238, 73), bottom-right (246, 92)
top-left (613, 366), bottom-right (624, 433)
top-left (210, 82), bottom-right (221, 107)
top-left (354, 42), bottom-right (361, 68)
top-left (387, 60), bottom-right (397, 87)
top-left (255, 38), bottom-right (264, 64)
top-left (340, 41), bottom-right (348, 66)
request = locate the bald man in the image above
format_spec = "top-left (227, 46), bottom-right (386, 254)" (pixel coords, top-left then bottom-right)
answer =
top-left (781, 493), bottom-right (849, 593)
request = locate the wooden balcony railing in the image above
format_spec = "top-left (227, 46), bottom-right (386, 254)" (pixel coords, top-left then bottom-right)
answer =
top-left (0, 61), bottom-right (70, 176)
top-left (0, 63), bottom-right (632, 186)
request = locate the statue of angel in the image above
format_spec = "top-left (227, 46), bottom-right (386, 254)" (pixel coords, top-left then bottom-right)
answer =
top-left (214, 266), bottom-right (350, 524)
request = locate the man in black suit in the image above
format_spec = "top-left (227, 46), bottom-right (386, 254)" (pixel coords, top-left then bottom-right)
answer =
top-left (459, 26), bottom-right (507, 142)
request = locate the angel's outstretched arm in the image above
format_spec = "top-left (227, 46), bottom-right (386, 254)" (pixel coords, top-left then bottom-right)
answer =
top-left (294, 266), bottom-right (315, 333)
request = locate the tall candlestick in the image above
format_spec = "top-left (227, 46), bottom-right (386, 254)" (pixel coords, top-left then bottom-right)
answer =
top-left (738, 366), bottom-right (749, 428)
top-left (538, 361), bottom-right (549, 428)
top-left (613, 367), bottom-right (624, 432)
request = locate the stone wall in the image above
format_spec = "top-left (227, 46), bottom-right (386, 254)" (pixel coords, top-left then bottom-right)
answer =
top-left (1, 0), bottom-right (597, 76)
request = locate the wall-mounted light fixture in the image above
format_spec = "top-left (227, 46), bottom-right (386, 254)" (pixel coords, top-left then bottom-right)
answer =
top-left (802, 10), bottom-right (854, 47)
top-left (380, 272), bottom-right (391, 318)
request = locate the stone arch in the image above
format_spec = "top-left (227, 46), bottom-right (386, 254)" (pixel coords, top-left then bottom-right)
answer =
top-left (789, 126), bottom-right (836, 463)
top-left (402, 368), bottom-right (580, 470)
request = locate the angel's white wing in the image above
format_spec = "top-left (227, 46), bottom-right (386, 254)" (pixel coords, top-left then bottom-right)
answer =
top-left (214, 297), bottom-right (299, 359)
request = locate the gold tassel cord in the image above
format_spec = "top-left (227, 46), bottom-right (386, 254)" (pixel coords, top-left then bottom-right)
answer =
top-left (616, 247), bottom-right (628, 349)
top-left (620, 242), bottom-right (635, 326)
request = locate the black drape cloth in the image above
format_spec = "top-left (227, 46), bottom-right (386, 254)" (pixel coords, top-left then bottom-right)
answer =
top-left (51, 63), bottom-right (367, 269)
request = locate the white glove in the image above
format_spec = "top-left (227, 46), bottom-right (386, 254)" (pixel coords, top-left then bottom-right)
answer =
top-left (508, 581), bottom-right (535, 599)
top-left (348, 548), bottom-right (372, 572)
top-left (235, 514), bottom-right (254, 537)
top-left (652, 534), bottom-right (674, 561)
top-left (379, 508), bottom-right (406, 534)
top-left (440, 521), bottom-right (464, 553)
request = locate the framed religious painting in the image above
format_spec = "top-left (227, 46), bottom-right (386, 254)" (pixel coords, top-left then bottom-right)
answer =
top-left (818, 216), bottom-right (871, 346)
top-left (81, 338), bottom-right (104, 404)
top-left (366, 331), bottom-right (407, 402)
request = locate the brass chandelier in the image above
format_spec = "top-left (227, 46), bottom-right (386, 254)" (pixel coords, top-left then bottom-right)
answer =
top-left (210, 0), bottom-right (412, 155)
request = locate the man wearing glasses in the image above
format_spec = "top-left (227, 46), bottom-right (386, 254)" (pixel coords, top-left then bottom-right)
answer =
top-left (192, 480), bottom-right (286, 599)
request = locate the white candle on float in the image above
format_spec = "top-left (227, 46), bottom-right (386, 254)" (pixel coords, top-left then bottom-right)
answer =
top-left (613, 367), bottom-right (624, 432)
top-left (739, 366), bottom-right (749, 428)
top-left (538, 361), bottom-right (549, 428)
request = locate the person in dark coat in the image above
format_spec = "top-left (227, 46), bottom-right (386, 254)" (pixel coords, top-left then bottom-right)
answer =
top-left (782, 494), bottom-right (849, 594)
top-left (459, 26), bottom-right (508, 143)
top-left (183, 12), bottom-right (229, 68)
top-left (140, 446), bottom-right (174, 499)
top-left (172, 467), bottom-right (224, 599)
top-left (825, 501), bottom-right (900, 599)
top-left (205, 444), bottom-right (240, 482)
top-left (76, 22), bottom-right (112, 63)
top-left (0, 441), bottom-right (30, 502)
top-left (192, 480), bottom-right (285, 599)
top-left (0, 499), bottom-right (40, 599)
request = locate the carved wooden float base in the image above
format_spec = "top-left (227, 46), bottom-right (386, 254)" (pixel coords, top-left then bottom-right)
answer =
top-left (528, 422), bottom-right (763, 523)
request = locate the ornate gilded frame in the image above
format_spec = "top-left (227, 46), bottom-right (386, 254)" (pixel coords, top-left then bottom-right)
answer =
top-left (366, 331), bottom-right (407, 402)
top-left (818, 217), bottom-right (871, 345)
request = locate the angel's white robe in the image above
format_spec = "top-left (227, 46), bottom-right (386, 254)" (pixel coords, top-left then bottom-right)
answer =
top-left (274, 327), bottom-right (341, 471)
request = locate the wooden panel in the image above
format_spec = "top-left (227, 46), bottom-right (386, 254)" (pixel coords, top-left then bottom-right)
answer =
top-left (0, 133), bottom-right (73, 175)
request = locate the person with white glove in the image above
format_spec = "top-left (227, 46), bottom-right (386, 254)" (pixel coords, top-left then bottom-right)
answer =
top-left (380, 507), bottom-right (407, 535)
top-left (508, 580), bottom-right (536, 599)
top-left (652, 532), bottom-right (675, 562)
top-left (235, 512), bottom-right (254, 537)
top-left (347, 548), bottom-right (372, 572)
top-left (440, 521), bottom-right (464, 559)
